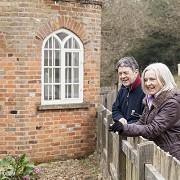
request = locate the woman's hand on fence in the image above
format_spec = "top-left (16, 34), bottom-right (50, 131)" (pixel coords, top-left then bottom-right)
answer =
top-left (109, 121), bottom-right (124, 134)
top-left (119, 118), bottom-right (127, 124)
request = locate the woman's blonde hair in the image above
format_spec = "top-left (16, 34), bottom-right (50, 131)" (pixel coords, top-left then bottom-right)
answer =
top-left (141, 63), bottom-right (177, 94)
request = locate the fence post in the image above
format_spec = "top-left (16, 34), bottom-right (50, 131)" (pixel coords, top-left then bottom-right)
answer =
top-left (107, 112), bottom-right (113, 174)
top-left (137, 141), bottom-right (154, 180)
top-left (118, 136), bottom-right (127, 180)
top-left (102, 109), bottom-right (107, 154)
top-left (98, 105), bottom-right (106, 152)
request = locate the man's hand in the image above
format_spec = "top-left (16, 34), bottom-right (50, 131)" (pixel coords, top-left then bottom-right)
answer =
top-left (119, 118), bottom-right (127, 124)
top-left (109, 121), bottom-right (124, 134)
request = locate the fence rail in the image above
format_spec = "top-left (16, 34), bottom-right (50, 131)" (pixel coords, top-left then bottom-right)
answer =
top-left (97, 104), bottom-right (180, 180)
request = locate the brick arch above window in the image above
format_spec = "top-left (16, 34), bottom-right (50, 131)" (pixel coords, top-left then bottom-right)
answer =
top-left (35, 15), bottom-right (92, 46)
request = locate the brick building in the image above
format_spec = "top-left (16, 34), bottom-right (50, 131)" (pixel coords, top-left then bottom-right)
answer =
top-left (0, 0), bottom-right (102, 162)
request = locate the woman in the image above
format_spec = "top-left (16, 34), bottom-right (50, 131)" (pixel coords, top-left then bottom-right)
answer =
top-left (109, 63), bottom-right (180, 160)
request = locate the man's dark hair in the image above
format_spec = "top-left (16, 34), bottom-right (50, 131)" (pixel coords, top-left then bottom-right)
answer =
top-left (115, 56), bottom-right (139, 71)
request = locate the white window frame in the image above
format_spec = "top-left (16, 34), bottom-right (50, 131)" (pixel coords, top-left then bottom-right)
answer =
top-left (41, 29), bottom-right (84, 105)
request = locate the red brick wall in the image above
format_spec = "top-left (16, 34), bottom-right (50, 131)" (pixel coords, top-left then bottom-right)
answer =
top-left (0, 0), bottom-right (101, 162)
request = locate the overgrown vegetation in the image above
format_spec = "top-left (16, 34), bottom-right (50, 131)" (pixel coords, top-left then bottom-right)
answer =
top-left (79, 155), bottom-right (100, 176)
top-left (123, 32), bottom-right (180, 74)
top-left (101, 0), bottom-right (180, 86)
top-left (0, 154), bottom-right (40, 180)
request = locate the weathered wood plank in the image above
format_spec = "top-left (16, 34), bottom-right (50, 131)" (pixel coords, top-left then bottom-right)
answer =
top-left (118, 136), bottom-right (126, 180)
top-left (110, 162), bottom-right (118, 180)
top-left (145, 164), bottom-right (165, 180)
top-left (107, 112), bottom-right (112, 173)
top-left (122, 140), bottom-right (137, 165)
top-left (98, 104), bottom-right (180, 180)
top-left (168, 156), bottom-right (180, 180)
top-left (137, 142), bottom-right (154, 180)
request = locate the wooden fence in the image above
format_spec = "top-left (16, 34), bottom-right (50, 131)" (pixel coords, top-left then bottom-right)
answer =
top-left (97, 105), bottom-right (180, 180)
top-left (100, 86), bottom-right (118, 111)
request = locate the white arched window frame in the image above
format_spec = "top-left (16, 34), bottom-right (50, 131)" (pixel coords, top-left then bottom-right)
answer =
top-left (41, 29), bottom-right (84, 105)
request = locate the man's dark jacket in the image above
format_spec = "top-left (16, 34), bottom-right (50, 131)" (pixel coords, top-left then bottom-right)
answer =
top-left (112, 77), bottom-right (145, 124)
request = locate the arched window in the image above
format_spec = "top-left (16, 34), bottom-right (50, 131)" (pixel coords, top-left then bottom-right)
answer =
top-left (41, 29), bottom-right (84, 105)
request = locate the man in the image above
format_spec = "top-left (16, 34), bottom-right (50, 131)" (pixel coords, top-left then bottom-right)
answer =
top-left (112, 56), bottom-right (145, 124)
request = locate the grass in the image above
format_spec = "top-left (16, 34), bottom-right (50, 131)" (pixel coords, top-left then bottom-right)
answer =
top-left (80, 158), bottom-right (90, 165)
top-left (79, 152), bottom-right (101, 177)
top-left (92, 166), bottom-right (100, 176)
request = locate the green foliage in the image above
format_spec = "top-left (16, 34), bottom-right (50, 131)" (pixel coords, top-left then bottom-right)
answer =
top-left (101, 0), bottom-right (179, 87)
top-left (145, 0), bottom-right (169, 14)
top-left (80, 158), bottom-right (90, 165)
top-left (123, 32), bottom-right (180, 74)
top-left (100, 70), bottom-right (117, 87)
top-left (92, 166), bottom-right (100, 175)
top-left (0, 154), bottom-right (40, 180)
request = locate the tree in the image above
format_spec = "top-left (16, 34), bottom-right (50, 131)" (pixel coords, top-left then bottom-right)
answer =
top-left (101, 0), bottom-right (179, 86)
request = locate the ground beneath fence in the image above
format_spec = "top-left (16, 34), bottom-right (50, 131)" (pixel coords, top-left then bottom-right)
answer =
top-left (36, 151), bottom-right (109, 180)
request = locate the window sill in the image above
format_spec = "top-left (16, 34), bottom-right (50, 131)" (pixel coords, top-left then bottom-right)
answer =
top-left (37, 102), bottom-right (90, 111)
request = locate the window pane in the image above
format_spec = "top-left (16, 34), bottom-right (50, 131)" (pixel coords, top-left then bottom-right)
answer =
top-left (57, 32), bottom-right (68, 41)
top-left (55, 68), bottom-right (61, 83)
top-left (55, 50), bottom-right (61, 66)
top-left (65, 85), bottom-right (72, 98)
top-left (73, 52), bottom-right (79, 66)
top-left (49, 85), bottom-right (52, 100)
top-left (64, 38), bottom-right (72, 49)
top-left (65, 68), bottom-right (72, 83)
top-left (44, 68), bottom-right (48, 83)
top-left (44, 50), bottom-right (48, 66)
top-left (44, 41), bottom-right (48, 48)
top-left (49, 37), bottom-right (52, 48)
top-left (44, 85), bottom-right (48, 100)
top-left (73, 38), bottom-right (80, 49)
top-left (54, 38), bottom-right (61, 49)
top-left (74, 84), bottom-right (79, 98)
top-left (65, 52), bottom-right (72, 66)
top-left (49, 50), bottom-right (52, 66)
top-left (49, 68), bottom-right (52, 83)
top-left (73, 68), bottom-right (79, 83)
top-left (44, 85), bottom-right (52, 100)
top-left (43, 30), bottom-right (83, 104)
top-left (54, 85), bottom-right (61, 100)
